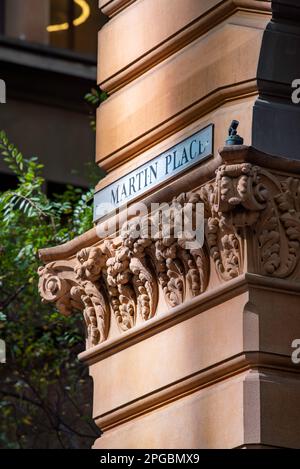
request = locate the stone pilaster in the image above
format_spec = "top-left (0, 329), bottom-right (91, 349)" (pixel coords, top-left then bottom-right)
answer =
top-left (38, 0), bottom-right (300, 448)
top-left (38, 145), bottom-right (300, 448)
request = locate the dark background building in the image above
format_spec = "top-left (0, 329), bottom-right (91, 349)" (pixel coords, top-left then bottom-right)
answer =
top-left (0, 0), bottom-right (106, 192)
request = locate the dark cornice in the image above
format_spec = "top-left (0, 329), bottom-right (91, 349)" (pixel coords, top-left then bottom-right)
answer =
top-left (0, 37), bottom-right (97, 112)
top-left (253, 0), bottom-right (300, 160)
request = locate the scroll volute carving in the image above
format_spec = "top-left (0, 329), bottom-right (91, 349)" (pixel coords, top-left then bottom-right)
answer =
top-left (38, 250), bottom-right (110, 348)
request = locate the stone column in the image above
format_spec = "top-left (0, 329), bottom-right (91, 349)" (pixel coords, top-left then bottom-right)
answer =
top-left (38, 0), bottom-right (300, 448)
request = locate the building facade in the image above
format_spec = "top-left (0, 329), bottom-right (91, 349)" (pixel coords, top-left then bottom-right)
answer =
top-left (38, 0), bottom-right (300, 448)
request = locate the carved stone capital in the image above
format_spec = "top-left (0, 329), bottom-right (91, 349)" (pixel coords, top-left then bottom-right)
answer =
top-left (38, 148), bottom-right (300, 349)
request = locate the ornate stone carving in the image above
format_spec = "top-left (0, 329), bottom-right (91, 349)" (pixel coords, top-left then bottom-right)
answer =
top-left (200, 163), bottom-right (268, 280)
top-left (38, 192), bottom-right (210, 348)
top-left (38, 159), bottom-right (300, 349)
top-left (38, 253), bottom-right (110, 348)
top-left (263, 176), bottom-right (300, 277)
top-left (201, 162), bottom-right (300, 281)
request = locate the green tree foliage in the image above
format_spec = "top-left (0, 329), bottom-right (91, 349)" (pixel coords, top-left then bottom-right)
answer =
top-left (0, 131), bottom-right (100, 448)
top-left (85, 86), bottom-right (108, 131)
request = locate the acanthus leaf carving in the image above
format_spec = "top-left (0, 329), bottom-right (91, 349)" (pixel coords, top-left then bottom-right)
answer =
top-left (38, 249), bottom-right (110, 347)
top-left (202, 161), bottom-right (300, 281)
top-left (38, 190), bottom-right (210, 348)
top-left (38, 158), bottom-right (300, 349)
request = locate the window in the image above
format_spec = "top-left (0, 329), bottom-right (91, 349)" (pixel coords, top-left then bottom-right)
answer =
top-left (0, 0), bottom-right (99, 56)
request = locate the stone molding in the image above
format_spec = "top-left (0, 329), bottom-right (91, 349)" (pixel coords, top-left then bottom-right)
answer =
top-left (100, 0), bottom-right (137, 18)
top-left (77, 272), bottom-right (300, 365)
top-left (97, 0), bottom-right (271, 170)
top-left (94, 351), bottom-right (300, 432)
top-left (97, 80), bottom-right (258, 172)
top-left (99, 0), bottom-right (270, 21)
top-left (99, 0), bottom-right (271, 92)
